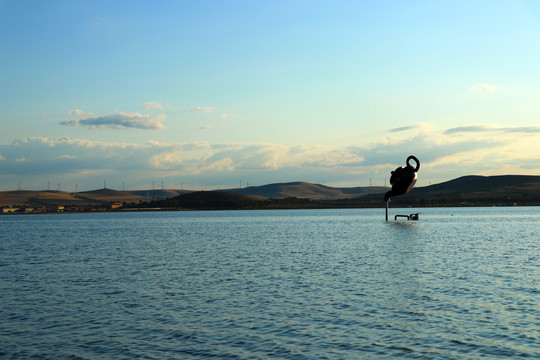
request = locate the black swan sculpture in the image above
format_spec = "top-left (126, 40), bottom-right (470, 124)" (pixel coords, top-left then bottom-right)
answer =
top-left (384, 155), bottom-right (420, 221)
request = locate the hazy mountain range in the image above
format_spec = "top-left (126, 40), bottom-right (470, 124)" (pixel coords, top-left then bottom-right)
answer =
top-left (1, 175), bottom-right (539, 208)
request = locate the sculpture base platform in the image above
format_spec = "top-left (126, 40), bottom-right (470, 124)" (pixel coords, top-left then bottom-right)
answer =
top-left (394, 213), bottom-right (420, 221)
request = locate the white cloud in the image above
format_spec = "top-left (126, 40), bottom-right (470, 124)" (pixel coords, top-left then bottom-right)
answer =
top-left (445, 125), bottom-right (540, 135)
top-left (389, 125), bottom-right (420, 133)
top-left (140, 101), bottom-right (165, 110)
top-left (191, 106), bottom-right (215, 113)
top-left (61, 112), bottom-right (167, 130)
top-left (469, 83), bottom-right (500, 92)
top-left (68, 109), bottom-right (94, 118)
top-left (445, 125), bottom-right (494, 134)
top-left (389, 123), bottom-right (433, 134)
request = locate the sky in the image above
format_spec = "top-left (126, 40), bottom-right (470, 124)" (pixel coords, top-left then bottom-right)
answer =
top-left (1, 0), bottom-right (540, 192)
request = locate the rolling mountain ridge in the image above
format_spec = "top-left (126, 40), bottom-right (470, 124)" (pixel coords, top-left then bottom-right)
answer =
top-left (1, 175), bottom-right (539, 207)
top-left (410, 175), bottom-right (540, 195)
top-left (225, 181), bottom-right (387, 199)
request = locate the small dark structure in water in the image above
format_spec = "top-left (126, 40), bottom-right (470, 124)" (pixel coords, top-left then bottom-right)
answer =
top-left (394, 213), bottom-right (420, 221)
top-left (385, 155), bottom-right (420, 221)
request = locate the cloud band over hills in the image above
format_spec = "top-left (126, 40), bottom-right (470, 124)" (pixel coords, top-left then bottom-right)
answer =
top-left (1, 121), bottom-right (538, 190)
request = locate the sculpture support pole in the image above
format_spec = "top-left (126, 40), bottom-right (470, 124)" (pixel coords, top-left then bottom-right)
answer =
top-left (385, 200), bottom-right (389, 222)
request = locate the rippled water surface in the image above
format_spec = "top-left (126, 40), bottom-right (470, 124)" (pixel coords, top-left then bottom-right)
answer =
top-left (1, 207), bottom-right (539, 359)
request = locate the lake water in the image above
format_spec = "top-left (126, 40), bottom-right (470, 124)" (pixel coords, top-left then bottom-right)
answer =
top-left (1, 207), bottom-right (538, 359)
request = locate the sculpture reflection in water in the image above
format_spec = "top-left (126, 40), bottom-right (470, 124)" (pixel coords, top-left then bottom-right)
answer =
top-left (384, 155), bottom-right (420, 221)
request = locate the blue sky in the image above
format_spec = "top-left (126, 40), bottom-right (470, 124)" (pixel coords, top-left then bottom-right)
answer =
top-left (1, 0), bottom-right (539, 191)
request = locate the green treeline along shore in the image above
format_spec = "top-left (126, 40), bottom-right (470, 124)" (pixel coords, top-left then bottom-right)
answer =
top-left (1, 175), bottom-right (540, 212)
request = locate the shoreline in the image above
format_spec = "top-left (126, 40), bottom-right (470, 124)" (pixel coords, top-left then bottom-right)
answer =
top-left (2, 203), bottom-right (538, 215)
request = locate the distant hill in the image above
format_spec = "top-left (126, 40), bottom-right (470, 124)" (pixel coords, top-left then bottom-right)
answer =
top-left (410, 175), bottom-right (539, 194)
top-left (0, 188), bottom-right (190, 207)
top-left (0, 189), bottom-right (147, 207)
top-left (156, 191), bottom-right (266, 209)
top-left (129, 189), bottom-right (191, 199)
top-left (225, 181), bottom-right (386, 199)
top-left (399, 175), bottom-right (540, 206)
top-left (76, 188), bottom-right (147, 203)
top-left (0, 191), bottom-right (82, 207)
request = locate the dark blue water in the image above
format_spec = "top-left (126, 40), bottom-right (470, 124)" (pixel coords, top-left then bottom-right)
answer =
top-left (1, 208), bottom-right (538, 359)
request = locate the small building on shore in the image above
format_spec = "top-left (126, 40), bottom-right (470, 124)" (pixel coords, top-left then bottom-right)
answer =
top-left (109, 202), bottom-right (123, 210)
